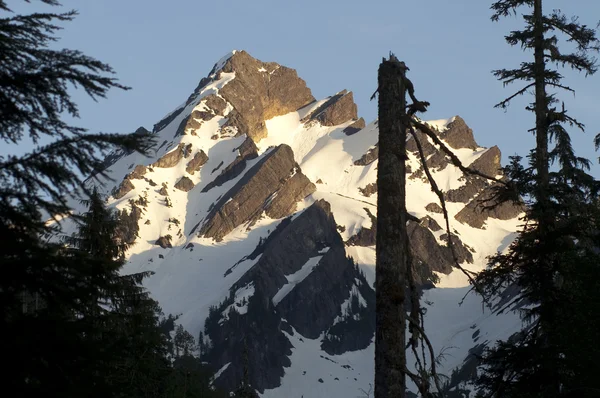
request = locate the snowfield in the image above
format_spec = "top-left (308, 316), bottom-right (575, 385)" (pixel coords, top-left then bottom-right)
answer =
top-left (60, 52), bottom-right (524, 397)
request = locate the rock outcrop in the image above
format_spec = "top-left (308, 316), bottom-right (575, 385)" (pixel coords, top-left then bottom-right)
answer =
top-left (455, 184), bottom-right (524, 228)
top-left (205, 200), bottom-right (374, 392)
top-left (198, 144), bottom-right (316, 241)
top-left (152, 143), bottom-right (192, 168)
top-left (185, 150), bottom-right (209, 174)
top-left (112, 164), bottom-right (149, 200)
top-left (408, 221), bottom-right (473, 276)
top-left (218, 51), bottom-right (315, 141)
top-left (201, 137), bottom-right (258, 192)
top-left (469, 146), bottom-right (501, 177)
top-left (113, 178), bottom-right (135, 200)
top-left (174, 176), bottom-right (194, 192)
top-left (354, 144), bottom-right (379, 166)
top-left (358, 182), bottom-right (377, 197)
top-left (343, 117), bottom-right (366, 135)
top-left (155, 235), bottom-right (173, 249)
top-left (176, 94), bottom-right (229, 137)
top-left (302, 90), bottom-right (359, 126)
top-left (425, 202), bottom-right (443, 214)
top-left (440, 116), bottom-right (479, 150)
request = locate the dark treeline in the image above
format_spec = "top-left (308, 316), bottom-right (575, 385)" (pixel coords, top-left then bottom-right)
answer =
top-left (0, 1), bottom-right (227, 396)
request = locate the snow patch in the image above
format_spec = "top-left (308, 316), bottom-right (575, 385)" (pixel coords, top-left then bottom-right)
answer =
top-left (272, 255), bottom-right (324, 305)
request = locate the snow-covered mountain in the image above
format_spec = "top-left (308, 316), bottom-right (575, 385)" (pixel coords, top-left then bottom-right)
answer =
top-left (81, 50), bottom-right (525, 397)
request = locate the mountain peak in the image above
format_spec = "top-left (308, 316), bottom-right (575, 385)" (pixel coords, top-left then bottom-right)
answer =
top-left (77, 52), bottom-right (524, 398)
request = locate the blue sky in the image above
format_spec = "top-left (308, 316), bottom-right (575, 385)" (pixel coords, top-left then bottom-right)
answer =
top-left (8, 0), bottom-right (600, 174)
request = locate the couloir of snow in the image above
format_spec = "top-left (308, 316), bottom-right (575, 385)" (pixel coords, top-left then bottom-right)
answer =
top-left (60, 58), bottom-right (524, 397)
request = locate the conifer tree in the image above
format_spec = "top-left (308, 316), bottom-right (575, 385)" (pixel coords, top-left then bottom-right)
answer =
top-left (476, 1), bottom-right (600, 396)
top-left (0, 1), bottom-right (154, 394)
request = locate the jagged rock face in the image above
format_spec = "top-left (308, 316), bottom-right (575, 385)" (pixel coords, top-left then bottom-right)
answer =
top-left (129, 165), bottom-right (147, 180)
top-left (113, 178), bottom-right (135, 200)
top-left (344, 208), bottom-right (471, 285)
top-left (455, 184), bottom-right (523, 228)
top-left (155, 235), bottom-right (173, 249)
top-left (344, 117), bottom-right (366, 135)
top-left (354, 144), bottom-right (379, 166)
top-left (179, 95), bottom-right (229, 137)
top-left (218, 51), bottom-right (315, 141)
top-left (201, 137), bottom-right (258, 192)
top-left (112, 165), bottom-right (148, 199)
top-left (152, 143), bottom-right (192, 168)
top-left (441, 116), bottom-right (479, 150)
top-left (425, 202), bottom-right (443, 213)
top-left (470, 146), bottom-right (501, 176)
top-left (88, 51), bottom-right (524, 398)
top-left (185, 150), bottom-right (208, 175)
top-left (446, 178), bottom-right (488, 203)
top-left (174, 176), bottom-right (194, 192)
top-left (302, 90), bottom-right (359, 126)
top-left (420, 216), bottom-right (442, 232)
top-left (206, 200), bottom-right (375, 392)
top-left (198, 144), bottom-right (316, 241)
top-left (408, 221), bottom-right (473, 276)
top-left (359, 182), bottom-right (377, 197)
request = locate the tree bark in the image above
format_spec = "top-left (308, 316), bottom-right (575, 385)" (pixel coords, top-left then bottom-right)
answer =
top-left (533, 0), bottom-right (550, 230)
top-left (375, 56), bottom-right (408, 398)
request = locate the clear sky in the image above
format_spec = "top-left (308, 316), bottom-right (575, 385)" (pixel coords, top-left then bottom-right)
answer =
top-left (8, 0), bottom-right (600, 175)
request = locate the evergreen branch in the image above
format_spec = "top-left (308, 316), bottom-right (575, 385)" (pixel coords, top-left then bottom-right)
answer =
top-left (494, 82), bottom-right (535, 109)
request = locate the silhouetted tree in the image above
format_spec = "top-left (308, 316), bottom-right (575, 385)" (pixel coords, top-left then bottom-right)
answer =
top-left (0, 1), bottom-right (153, 395)
top-left (476, 1), bottom-right (600, 396)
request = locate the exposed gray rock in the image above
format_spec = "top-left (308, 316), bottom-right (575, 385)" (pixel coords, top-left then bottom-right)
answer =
top-left (113, 178), bottom-right (135, 200)
top-left (354, 144), bottom-right (379, 166)
top-left (205, 200), bottom-right (373, 393)
top-left (346, 208), bottom-right (377, 247)
top-left (152, 143), bottom-right (190, 168)
top-left (358, 182), bottom-right (377, 197)
top-left (128, 165), bottom-right (147, 180)
top-left (420, 215), bottom-right (442, 232)
top-left (154, 235), bottom-right (172, 249)
top-left (158, 185), bottom-right (169, 196)
top-left (425, 150), bottom-right (450, 171)
top-left (174, 176), bottom-right (194, 192)
top-left (406, 128), bottom-right (437, 157)
top-left (455, 184), bottom-right (524, 228)
top-left (303, 90), bottom-right (359, 126)
top-left (446, 178), bottom-right (488, 203)
top-left (198, 144), bottom-right (315, 241)
top-left (440, 116), bottom-right (479, 150)
top-left (187, 94), bottom-right (228, 129)
top-left (185, 150), bottom-right (209, 175)
top-left (440, 233), bottom-right (475, 263)
top-left (408, 221), bottom-right (473, 276)
top-left (469, 146), bottom-right (501, 177)
top-left (343, 117), bottom-right (366, 135)
top-left (218, 51), bottom-right (315, 141)
top-left (201, 137), bottom-right (259, 192)
top-left (426, 202), bottom-right (443, 214)
top-left (204, 94), bottom-right (227, 115)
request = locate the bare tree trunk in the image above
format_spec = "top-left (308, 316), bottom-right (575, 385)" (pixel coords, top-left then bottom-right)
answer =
top-left (375, 55), bottom-right (408, 398)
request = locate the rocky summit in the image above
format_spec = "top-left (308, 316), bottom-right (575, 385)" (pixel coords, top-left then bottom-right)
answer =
top-left (74, 50), bottom-right (524, 397)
